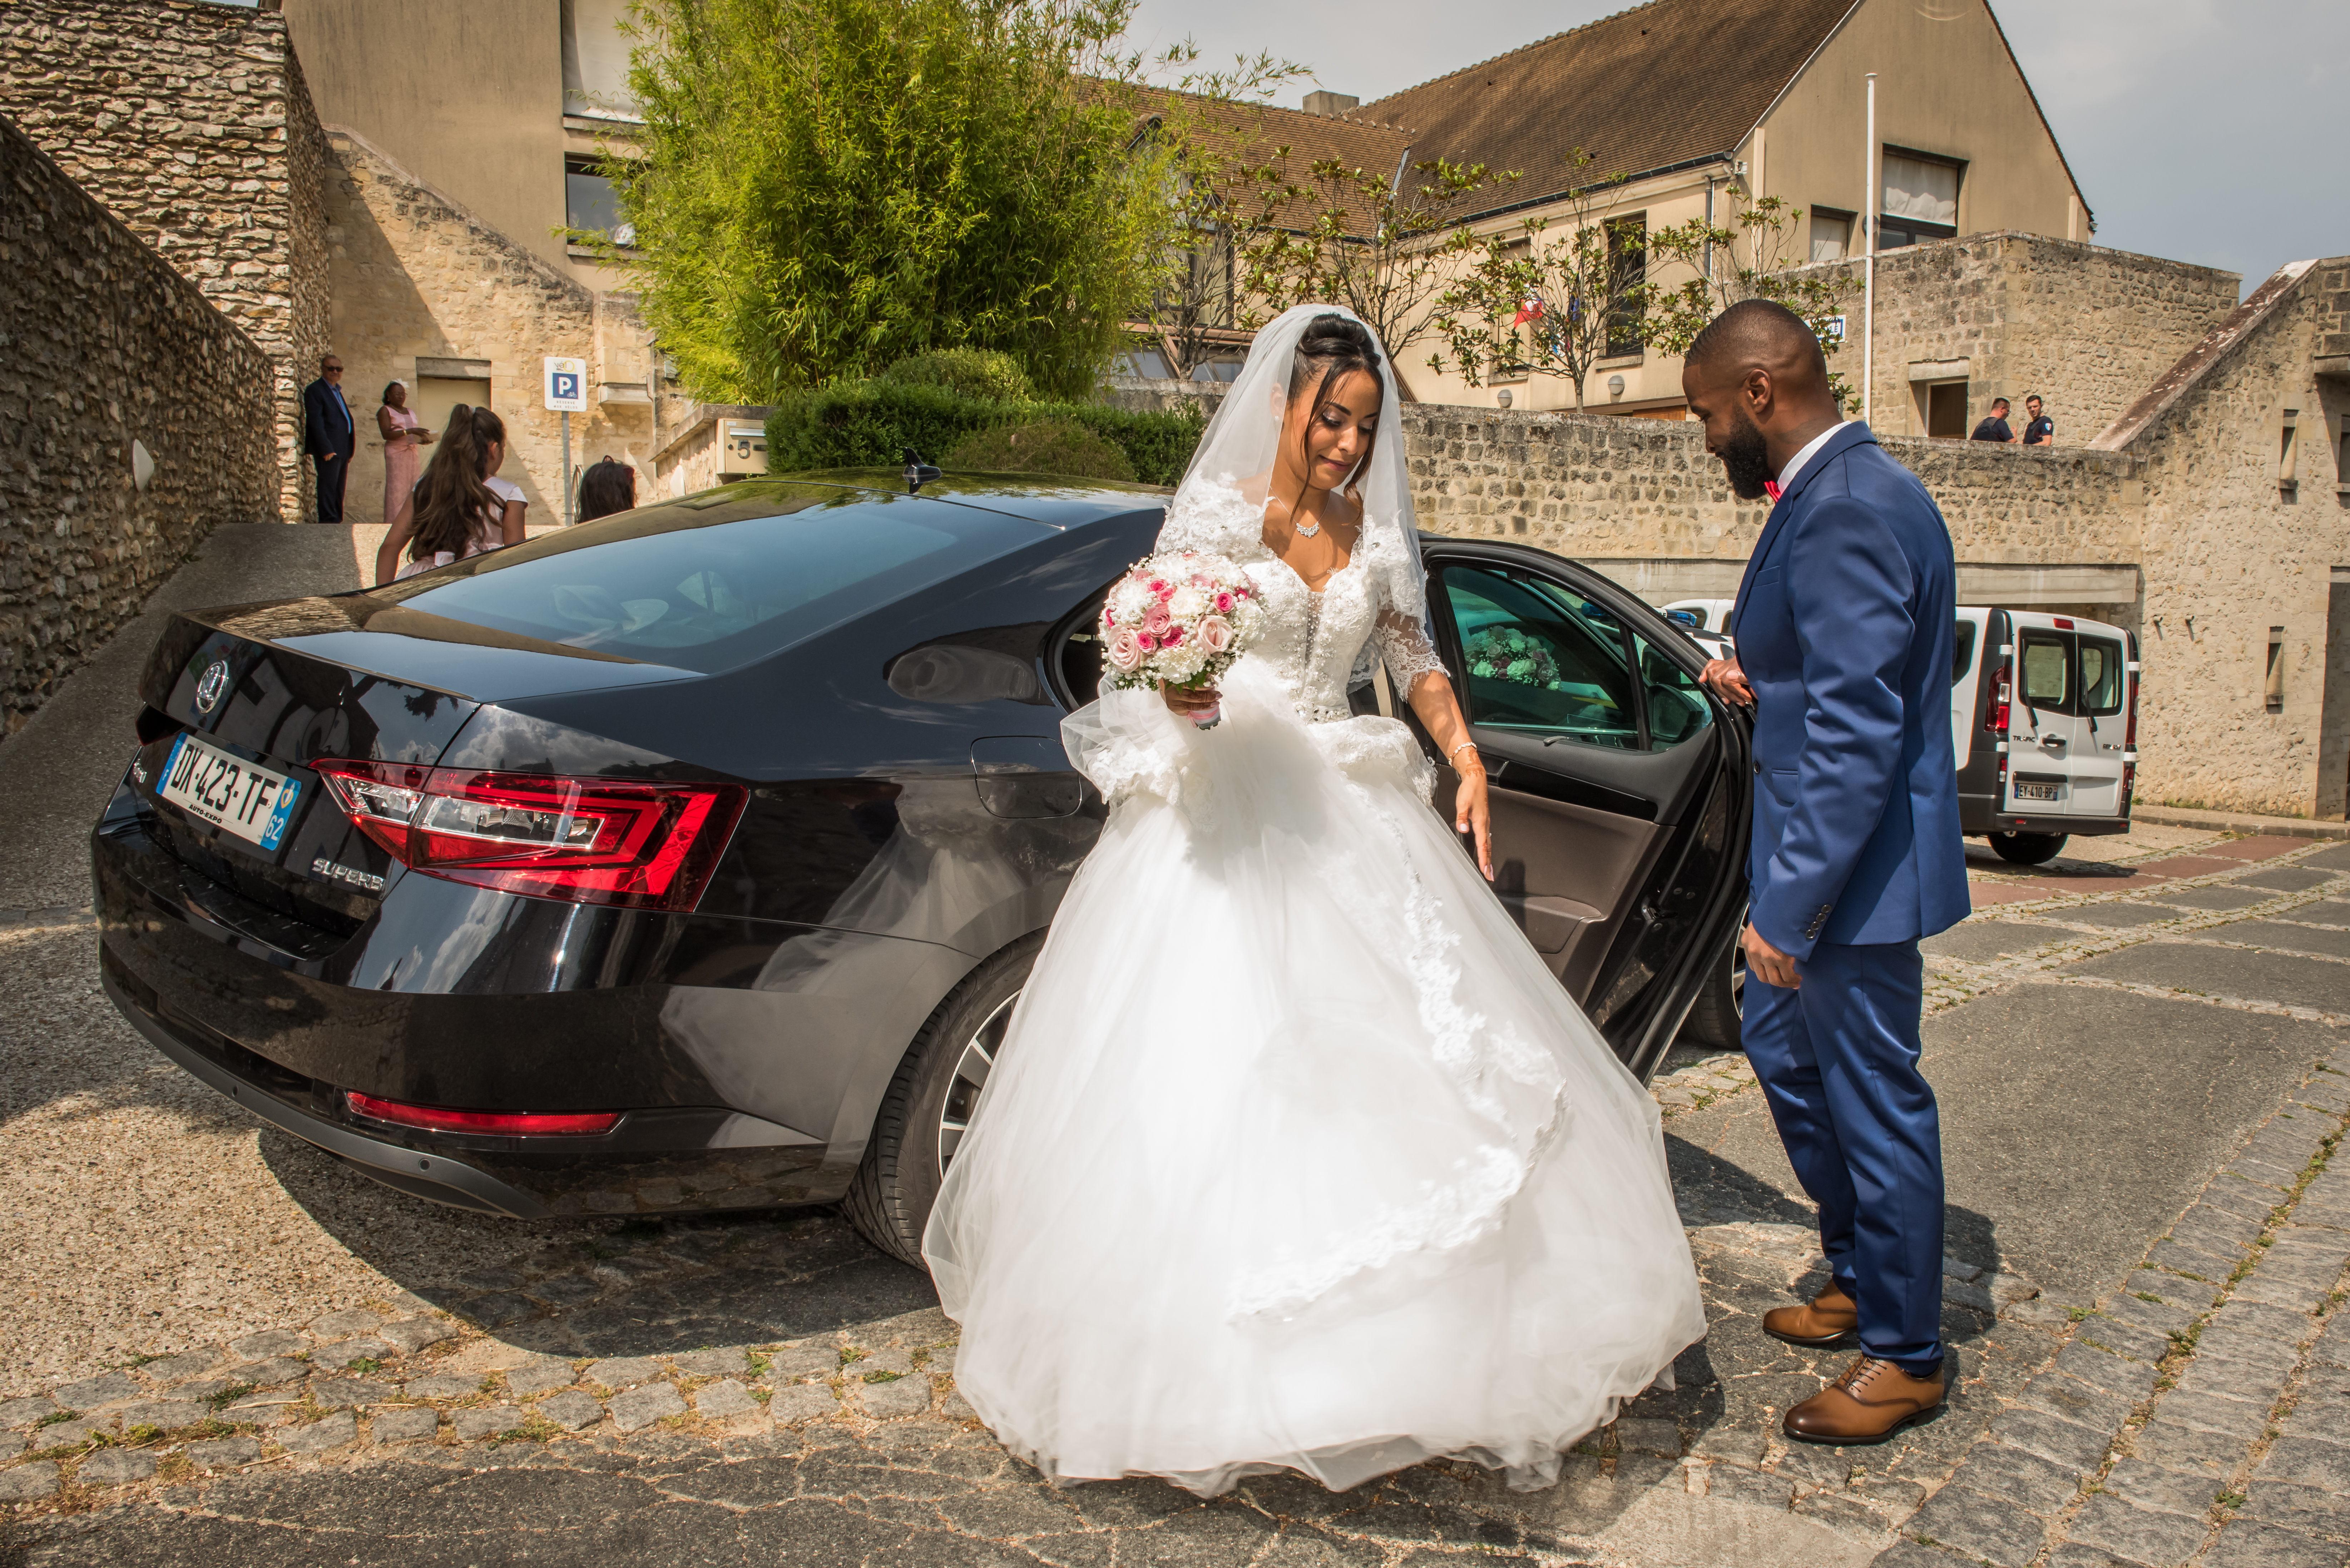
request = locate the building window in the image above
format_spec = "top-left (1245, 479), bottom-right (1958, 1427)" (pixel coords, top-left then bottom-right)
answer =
top-left (1809, 206), bottom-right (1855, 263)
top-left (1605, 214), bottom-right (1646, 358)
top-left (1922, 380), bottom-right (1968, 439)
top-left (565, 155), bottom-right (633, 245)
top-left (1880, 149), bottom-right (1961, 249)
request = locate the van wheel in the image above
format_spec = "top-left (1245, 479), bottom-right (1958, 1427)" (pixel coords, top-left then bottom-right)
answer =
top-left (1990, 830), bottom-right (2068, 865)
top-left (842, 933), bottom-right (1043, 1268)
top-left (1682, 925), bottom-right (1747, 1049)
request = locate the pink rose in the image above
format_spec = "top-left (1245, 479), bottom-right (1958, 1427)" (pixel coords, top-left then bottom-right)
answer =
top-left (1107, 627), bottom-right (1144, 670)
top-left (1147, 578), bottom-right (1169, 599)
top-left (1162, 623), bottom-right (1184, 645)
top-left (1142, 604), bottom-right (1173, 634)
top-left (1213, 591), bottom-right (1235, 613)
top-left (1197, 615), bottom-right (1232, 654)
top-left (1136, 632), bottom-right (1158, 652)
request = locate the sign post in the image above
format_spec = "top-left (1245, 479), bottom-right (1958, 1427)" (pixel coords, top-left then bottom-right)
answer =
top-left (543, 356), bottom-right (588, 525)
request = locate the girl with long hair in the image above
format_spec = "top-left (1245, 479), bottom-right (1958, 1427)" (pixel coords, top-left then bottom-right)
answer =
top-left (373, 404), bottom-right (529, 584)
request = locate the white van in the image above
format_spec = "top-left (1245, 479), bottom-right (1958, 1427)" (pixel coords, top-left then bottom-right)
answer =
top-left (1663, 601), bottom-right (2140, 866)
top-left (1952, 608), bottom-right (2139, 863)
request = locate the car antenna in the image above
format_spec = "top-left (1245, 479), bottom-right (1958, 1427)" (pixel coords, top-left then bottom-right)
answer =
top-left (902, 447), bottom-right (941, 496)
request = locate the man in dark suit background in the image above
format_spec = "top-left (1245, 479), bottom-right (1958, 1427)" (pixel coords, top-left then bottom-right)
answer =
top-left (1685, 301), bottom-right (1970, 1446)
top-left (302, 354), bottom-right (355, 523)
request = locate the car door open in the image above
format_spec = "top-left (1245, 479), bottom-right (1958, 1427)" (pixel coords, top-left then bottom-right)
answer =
top-left (1422, 548), bottom-right (1750, 1073)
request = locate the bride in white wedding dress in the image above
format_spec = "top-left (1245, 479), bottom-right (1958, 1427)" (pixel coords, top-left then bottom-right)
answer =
top-left (921, 305), bottom-right (1705, 1499)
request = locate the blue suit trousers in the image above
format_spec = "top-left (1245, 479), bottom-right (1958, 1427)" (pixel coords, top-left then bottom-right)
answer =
top-left (1742, 940), bottom-right (1945, 1372)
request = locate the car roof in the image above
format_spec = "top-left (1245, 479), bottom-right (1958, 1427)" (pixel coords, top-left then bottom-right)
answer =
top-left (710, 469), bottom-right (1172, 531)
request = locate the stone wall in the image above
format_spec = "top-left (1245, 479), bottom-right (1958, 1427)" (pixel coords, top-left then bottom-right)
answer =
top-left (1401, 405), bottom-right (2137, 579)
top-left (2108, 261), bottom-right (2350, 817)
top-left (0, 0), bottom-right (330, 521)
top-left (0, 114), bottom-right (277, 735)
top-left (322, 128), bottom-right (652, 532)
top-left (1804, 232), bottom-right (2240, 448)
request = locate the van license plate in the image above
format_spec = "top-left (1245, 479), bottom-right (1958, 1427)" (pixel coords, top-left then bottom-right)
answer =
top-left (158, 733), bottom-right (303, 851)
top-left (2013, 783), bottom-right (2061, 803)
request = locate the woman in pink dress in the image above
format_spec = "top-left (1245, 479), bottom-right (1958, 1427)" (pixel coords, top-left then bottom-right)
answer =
top-left (375, 381), bottom-right (433, 527)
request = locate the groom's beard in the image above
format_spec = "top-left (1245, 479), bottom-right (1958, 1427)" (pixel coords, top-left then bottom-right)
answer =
top-left (1715, 411), bottom-right (1775, 501)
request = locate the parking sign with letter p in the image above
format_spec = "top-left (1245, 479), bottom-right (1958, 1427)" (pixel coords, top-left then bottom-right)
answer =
top-left (543, 356), bottom-right (588, 412)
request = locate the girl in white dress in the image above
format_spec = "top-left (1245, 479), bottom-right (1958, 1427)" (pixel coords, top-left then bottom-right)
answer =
top-left (922, 306), bottom-right (1705, 1499)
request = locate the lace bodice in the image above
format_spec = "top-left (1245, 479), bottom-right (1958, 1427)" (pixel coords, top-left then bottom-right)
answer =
top-left (1157, 478), bottom-right (1448, 721)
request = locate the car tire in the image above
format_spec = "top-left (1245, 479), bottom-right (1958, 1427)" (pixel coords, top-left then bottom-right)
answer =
top-left (1990, 830), bottom-right (2068, 865)
top-left (842, 932), bottom-right (1043, 1269)
top-left (1682, 923), bottom-right (1747, 1049)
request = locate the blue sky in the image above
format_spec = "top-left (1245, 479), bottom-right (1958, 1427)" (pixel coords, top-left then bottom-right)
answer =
top-left (1124, 0), bottom-right (2349, 291)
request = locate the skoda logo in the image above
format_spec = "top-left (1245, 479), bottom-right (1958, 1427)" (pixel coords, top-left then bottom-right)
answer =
top-left (194, 659), bottom-right (231, 715)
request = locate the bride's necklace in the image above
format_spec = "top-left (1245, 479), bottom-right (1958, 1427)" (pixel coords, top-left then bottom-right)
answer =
top-left (1293, 514), bottom-right (1320, 538)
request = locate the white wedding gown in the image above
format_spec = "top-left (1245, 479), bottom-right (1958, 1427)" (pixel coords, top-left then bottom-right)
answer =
top-left (921, 475), bottom-right (1706, 1498)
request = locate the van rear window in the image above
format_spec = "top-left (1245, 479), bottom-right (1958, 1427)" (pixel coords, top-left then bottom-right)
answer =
top-left (372, 487), bottom-right (1043, 674)
top-left (2080, 636), bottom-right (2125, 714)
top-left (1950, 619), bottom-right (1978, 686)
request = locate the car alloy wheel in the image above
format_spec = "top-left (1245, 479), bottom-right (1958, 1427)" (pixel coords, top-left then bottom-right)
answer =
top-left (843, 933), bottom-right (1043, 1268)
top-left (937, 991), bottom-right (1016, 1174)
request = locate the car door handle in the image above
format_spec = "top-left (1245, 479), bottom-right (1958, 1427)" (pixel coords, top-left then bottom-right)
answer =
top-left (2040, 735), bottom-right (2067, 748)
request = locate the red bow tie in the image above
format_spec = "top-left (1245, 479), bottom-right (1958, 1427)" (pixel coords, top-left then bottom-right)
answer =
top-left (1764, 480), bottom-right (1783, 502)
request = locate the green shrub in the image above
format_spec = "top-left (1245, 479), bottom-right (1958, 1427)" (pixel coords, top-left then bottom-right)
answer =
top-left (767, 382), bottom-right (1205, 486)
top-left (879, 349), bottom-right (1034, 404)
top-left (944, 420), bottom-right (1136, 482)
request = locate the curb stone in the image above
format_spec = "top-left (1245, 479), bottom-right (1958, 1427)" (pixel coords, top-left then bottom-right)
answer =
top-left (1869, 1049), bottom-right (2350, 1566)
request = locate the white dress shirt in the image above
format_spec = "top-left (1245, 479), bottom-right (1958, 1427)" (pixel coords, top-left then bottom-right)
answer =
top-left (1776, 420), bottom-right (1851, 494)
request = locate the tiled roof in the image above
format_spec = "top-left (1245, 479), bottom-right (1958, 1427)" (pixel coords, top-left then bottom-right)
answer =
top-left (1132, 90), bottom-right (1419, 234)
top-left (1356, 0), bottom-right (1861, 217)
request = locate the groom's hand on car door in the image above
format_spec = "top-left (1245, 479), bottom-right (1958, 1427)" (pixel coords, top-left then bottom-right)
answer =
top-left (1700, 655), bottom-right (1753, 706)
top-left (1742, 922), bottom-right (1801, 989)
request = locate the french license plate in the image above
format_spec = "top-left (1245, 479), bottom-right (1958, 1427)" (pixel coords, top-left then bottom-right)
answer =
top-left (2013, 782), bottom-right (2062, 803)
top-left (158, 733), bottom-right (303, 851)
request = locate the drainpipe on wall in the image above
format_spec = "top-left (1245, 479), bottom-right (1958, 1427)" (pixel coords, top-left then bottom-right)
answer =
top-left (1862, 73), bottom-right (1876, 425)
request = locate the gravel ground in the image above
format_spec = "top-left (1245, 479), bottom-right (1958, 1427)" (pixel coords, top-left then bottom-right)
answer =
top-left (0, 525), bottom-right (584, 1393)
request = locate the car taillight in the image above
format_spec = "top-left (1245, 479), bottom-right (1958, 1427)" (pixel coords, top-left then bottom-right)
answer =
top-left (1984, 669), bottom-right (2010, 733)
top-left (310, 761), bottom-right (746, 912)
top-left (346, 1091), bottom-right (619, 1136)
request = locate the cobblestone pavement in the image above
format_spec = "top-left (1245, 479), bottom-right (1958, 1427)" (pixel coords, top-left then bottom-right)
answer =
top-left (6, 832), bottom-right (2348, 1565)
top-left (5, 533), bottom-right (2348, 1563)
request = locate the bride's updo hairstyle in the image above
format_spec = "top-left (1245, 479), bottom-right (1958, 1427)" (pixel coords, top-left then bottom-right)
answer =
top-left (1286, 313), bottom-right (1382, 494)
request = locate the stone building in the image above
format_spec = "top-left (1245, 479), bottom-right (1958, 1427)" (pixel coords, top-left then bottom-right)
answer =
top-left (0, 0), bottom-right (329, 522)
top-left (0, 113), bottom-right (277, 733)
top-left (1807, 230), bottom-right (2242, 445)
top-left (1351, 0), bottom-right (2093, 418)
top-left (1404, 256), bottom-right (2350, 820)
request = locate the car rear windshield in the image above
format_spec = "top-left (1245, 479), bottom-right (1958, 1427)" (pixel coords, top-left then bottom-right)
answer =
top-left (371, 486), bottom-right (1047, 674)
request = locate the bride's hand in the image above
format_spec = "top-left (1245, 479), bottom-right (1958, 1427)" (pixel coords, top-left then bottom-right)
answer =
top-left (1161, 680), bottom-right (1220, 717)
top-left (1454, 759), bottom-right (1494, 881)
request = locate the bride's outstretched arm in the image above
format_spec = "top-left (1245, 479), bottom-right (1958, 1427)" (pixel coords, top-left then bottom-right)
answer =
top-left (1405, 670), bottom-right (1494, 882)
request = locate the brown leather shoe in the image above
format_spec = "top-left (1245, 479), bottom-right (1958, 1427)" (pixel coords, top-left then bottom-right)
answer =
top-left (1762, 1281), bottom-right (1859, 1349)
top-left (1783, 1355), bottom-right (1945, 1445)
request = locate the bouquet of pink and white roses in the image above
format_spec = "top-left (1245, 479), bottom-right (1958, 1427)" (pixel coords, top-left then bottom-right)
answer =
top-left (1099, 551), bottom-right (1263, 727)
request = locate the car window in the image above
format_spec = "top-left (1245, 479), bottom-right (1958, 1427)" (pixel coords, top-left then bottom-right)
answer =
top-left (2019, 631), bottom-right (2071, 712)
top-left (1440, 566), bottom-right (1639, 750)
top-left (1638, 635), bottom-right (1715, 750)
top-left (2079, 635), bottom-right (2125, 715)
top-left (1951, 618), bottom-right (1979, 686)
top-left (375, 491), bottom-right (1042, 674)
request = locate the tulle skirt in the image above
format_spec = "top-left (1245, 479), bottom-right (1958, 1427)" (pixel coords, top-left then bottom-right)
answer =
top-left (921, 663), bottom-right (1705, 1498)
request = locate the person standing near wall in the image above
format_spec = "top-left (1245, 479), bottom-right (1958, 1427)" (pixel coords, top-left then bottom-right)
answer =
top-left (375, 405), bottom-right (528, 583)
top-left (2022, 395), bottom-right (2054, 447)
top-left (1969, 397), bottom-right (2015, 443)
top-left (302, 355), bottom-right (357, 522)
top-left (376, 381), bottom-right (434, 527)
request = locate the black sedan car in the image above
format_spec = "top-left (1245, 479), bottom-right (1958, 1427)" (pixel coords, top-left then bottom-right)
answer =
top-left (94, 471), bottom-right (1751, 1265)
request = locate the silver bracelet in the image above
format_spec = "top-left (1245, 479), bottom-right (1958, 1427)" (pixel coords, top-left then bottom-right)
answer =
top-left (1448, 740), bottom-right (1479, 760)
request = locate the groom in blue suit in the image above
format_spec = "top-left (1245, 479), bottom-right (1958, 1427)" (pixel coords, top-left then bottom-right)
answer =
top-left (1686, 302), bottom-right (1969, 1446)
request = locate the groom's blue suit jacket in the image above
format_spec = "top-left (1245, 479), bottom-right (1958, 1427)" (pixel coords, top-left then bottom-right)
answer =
top-left (1729, 422), bottom-right (1969, 959)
